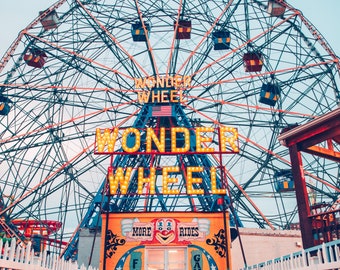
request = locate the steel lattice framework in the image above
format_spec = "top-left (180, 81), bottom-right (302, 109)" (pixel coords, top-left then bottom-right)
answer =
top-left (0, 0), bottom-right (339, 259)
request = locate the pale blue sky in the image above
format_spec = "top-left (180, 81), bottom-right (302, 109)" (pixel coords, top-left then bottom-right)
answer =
top-left (0, 0), bottom-right (338, 57)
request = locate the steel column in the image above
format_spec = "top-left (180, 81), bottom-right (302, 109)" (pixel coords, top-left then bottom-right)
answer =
top-left (288, 144), bottom-right (314, 249)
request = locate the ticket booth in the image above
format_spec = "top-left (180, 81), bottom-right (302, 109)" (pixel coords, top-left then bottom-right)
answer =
top-left (100, 212), bottom-right (232, 269)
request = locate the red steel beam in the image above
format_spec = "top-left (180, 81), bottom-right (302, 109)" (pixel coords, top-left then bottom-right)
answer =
top-left (278, 108), bottom-right (340, 249)
top-left (278, 108), bottom-right (340, 147)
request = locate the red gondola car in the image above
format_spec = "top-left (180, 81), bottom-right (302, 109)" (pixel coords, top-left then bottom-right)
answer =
top-left (40, 10), bottom-right (59, 30)
top-left (243, 52), bottom-right (263, 72)
top-left (24, 50), bottom-right (47, 68)
top-left (267, 0), bottom-right (286, 17)
top-left (174, 20), bottom-right (191, 39)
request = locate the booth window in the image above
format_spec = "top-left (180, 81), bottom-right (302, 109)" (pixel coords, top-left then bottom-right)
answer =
top-left (145, 247), bottom-right (187, 270)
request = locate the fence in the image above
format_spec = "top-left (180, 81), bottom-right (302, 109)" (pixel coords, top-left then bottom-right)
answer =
top-left (0, 238), bottom-right (98, 270)
top-left (241, 239), bottom-right (340, 270)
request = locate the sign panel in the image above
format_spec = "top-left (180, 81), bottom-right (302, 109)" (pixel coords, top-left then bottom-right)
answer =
top-left (94, 126), bottom-right (239, 196)
top-left (94, 126), bottom-right (239, 155)
top-left (99, 212), bottom-right (232, 270)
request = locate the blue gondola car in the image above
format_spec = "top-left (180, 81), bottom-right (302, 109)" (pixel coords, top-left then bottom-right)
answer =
top-left (274, 170), bottom-right (294, 192)
top-left (212, 30), bottom-right (231, 50)
top-left (0, 102), bottom-right (10, 115)
top-left (0, 96), bottom-right (11, 116)
top-left (131, 22), bottom-right (150, 42)
top-left (259, 83), bottom-right (280, 106)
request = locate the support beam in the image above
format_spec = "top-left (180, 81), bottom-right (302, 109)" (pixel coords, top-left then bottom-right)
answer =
top-left (278, 108), bottom-right (340, 248)
top-left (288, 144), bottom-right (314, 249)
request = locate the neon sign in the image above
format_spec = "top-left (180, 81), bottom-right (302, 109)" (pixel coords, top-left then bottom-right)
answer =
top-left (95, 126), bottom-right (238, 154)
top-left (134, 75), bottom-right (191, 89)
top-left (135, 75), bottom-right (191, 104)
top-left (137, 88), bottom-right (185, 103)
top-left (95, 126), bottom-right (239, 195)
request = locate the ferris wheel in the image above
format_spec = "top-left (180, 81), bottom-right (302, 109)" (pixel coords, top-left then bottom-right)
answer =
top-left (0, 0), bottom-right (339, 258)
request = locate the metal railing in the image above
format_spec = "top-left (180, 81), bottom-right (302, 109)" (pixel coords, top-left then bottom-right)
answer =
top-left (0, 238), bottom-right (98, 270)
top-left (241, 239), bottom-right (340, 270)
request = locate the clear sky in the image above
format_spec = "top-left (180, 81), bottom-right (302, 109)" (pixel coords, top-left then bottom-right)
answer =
top-left (290, 0), bottom-right (339, 57)
top-left (0, 0), bottom-right (339, 58)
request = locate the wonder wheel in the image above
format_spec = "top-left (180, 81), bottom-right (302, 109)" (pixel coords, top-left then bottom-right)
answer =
top-left (0, 0), bottom-right (339, 258)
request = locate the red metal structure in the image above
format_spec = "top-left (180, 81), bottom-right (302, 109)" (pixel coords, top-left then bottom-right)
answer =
top-left (12, 220), bottom-right (62, 237)
top-left (278, 108), bottom-right (340, 249)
